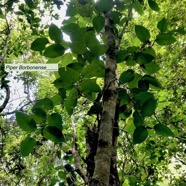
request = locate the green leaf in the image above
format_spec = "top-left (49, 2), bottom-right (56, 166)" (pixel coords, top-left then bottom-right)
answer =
top-left (155, 33), bottom-right (176, 45)
top-left (20, 137), bottom-right (36, 157)
top-left (47, 113), bottom-right (63, 131)
top-left (119, 69), bottom-right (135, 84)
top-left (31, 107), bottom-right (47, 120)
top-left (116, 50), bottom-right (128, 63)
top-left (143, 62), bottom-right (160, 74)
top-left (43, 126), bottom-right (64, 143)
top-left (25, 0), bottom-right (34, 9)
top-left (44, 44), bottom-right (65, 58)
top-left (138, 79), bottom-right (149, 91)
top-left (70, 41), bottom-right (87, 54)
top-left (31, 38), bottom-right (49, 51)
top-left (133, 111), bottom-right (144, 127)
top-left (157, 18), bottom-right (168, 32)
top-left (79, 79), bottom-right (101, 94)
top-left (93, 15), bottom-right (105, 33)
top-left (77, 0), bottom-right (92, 5)
top-left (33, 98), bottom-right (54, 111)
top-left (110, 11), bottom-right (122, 24)
top-left (70, 28), bottom-right (86, 42)
top-left (118, 88), bottom-right (130, 106)
top-left (134, 92), bottom-right (154, 105)
top-left (95, 0), bottom-right (113, 13)
top-left (135, 52), bottom-right (154, 64)
top-left (81, 61), bottom-right (105, 78)
top-left (144, 75), bottom-right (162, 88)
top-left (65, 88), bottom-right (78, 115)
top-left (16, 112), bottom-right (37, 133)
top-left (141, 98), bottom-right (157, 117)
top-left (49, 23), bottom-right (63, 43)
top-left (133, 126), bottom-right (148, 144)
top-left (135, 25), bottom-right (150, 42)
top-left (154, 124), bottom-right (174, 137)
top-left (133, 1), bottom-right (143, 15)
top-left (62, 23), bottom-right (79, 35)
top-left (148, 0), bottom-right (160, 11)
top-left (76, 2), bottom-right (93, 17)
top-left (0, 8), bottom-right (5, 19)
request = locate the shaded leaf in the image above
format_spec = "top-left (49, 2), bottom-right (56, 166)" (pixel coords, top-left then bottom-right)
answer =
top-left (156, 33), bottom-right (176, 45)
top-left (154, 124), bottom-right (174, 136)
top-left (47, 113), bottom-right (63, 130)
top-left (43, 126), bottom-right (64, 143)
top-left (135, 25), bottom-right (150, 42)
top-left (133, 1), bottom-right (143, 15)
top-left (133, 111), bottom-right (144, 127)
top-left (33, 98), bottom-right (54, 111)
top-left (148, 0), bottom-right (160, 11)
top-left (93, 15), bottom-right (105, 33)
top-left (20, 137), bottom-right (36, 157)
top-left (16, 112), bottom-right (37, 133)
top-left (157, 18), bottom-right (168, 32)
top-left (141, 98), bottom-right (157, 117)
top-left (44, 44), bottom-right (65, 58)
top-left (135, 52), bottom-right (154, 64)
top-left (31, 107), bottom-right (47, 120)
top-left (62, 23), bottom-right (79, 34)
top-left (49, 23), bottom-right (63, 43)
top-left (133, 126), bottom-right (148, 144)
top-left (116, 50), bottom-right (128, 63)
top-left (95, 0), bottom-right (113, 12)
top-left (119, 69), bottom-right (135, 84)
top-left (144, 75), bottom-right (162, 88)
top-left (31, 38), bottom-right (49, 51)
top-left (134, 92), bottom-right (154, 105)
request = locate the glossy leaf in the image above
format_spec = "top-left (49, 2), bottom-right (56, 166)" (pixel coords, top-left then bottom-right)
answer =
top-left (16, 112), bottom-right (37, 133)
top-left (49, 23), bottom-right (63, 43)
top-left (43, 126), bottom-right (64, 143)
top-left (47, 113), bottom-right (63, 130)
top-left (141, 98), bottom-right (157, 116)
top-left (20, 137), bottom-right (36, 157)
top-left (135, 25), bottom-right (150, 42)
top-left (119, 69), bottom-right (135, 84)
top-left (133, 126), bottom-right (148, 144)
top-left (31, 38), bottom-right (49, 51)
top-left (154, 124), bottom-right (174, 137)
top-left (44, 44), bottom-right (65, 58)
top-left (157, 18), bottom-right (168, 32)
top-left (93, 15), bottom-right (105, 33)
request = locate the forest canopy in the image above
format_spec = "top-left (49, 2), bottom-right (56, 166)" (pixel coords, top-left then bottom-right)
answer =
top-left (0, 0), bottom-right (185, 185)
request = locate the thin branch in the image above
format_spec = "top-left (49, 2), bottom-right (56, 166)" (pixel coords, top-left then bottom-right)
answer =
top-left (0, 18), bottom-right (11, 63)
top-left (117, 0), bottom-right (135, 49)
top-left (0, 100), bottom-right (33, 116)
top-left (71, 115), bottom-right (88, 183)
top-left (0, 86), bottom-right (10, 113)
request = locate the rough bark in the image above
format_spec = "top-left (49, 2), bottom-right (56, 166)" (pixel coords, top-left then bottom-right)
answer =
top-left (89, 11), bottom-right (119, 186)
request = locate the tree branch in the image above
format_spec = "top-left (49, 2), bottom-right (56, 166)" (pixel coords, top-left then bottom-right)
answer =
top-left (71, 115), bottom-right (88, 183)
top-left (0, 86), bottom-right (10, 113)
top-left (117, 0), bottom-right (135, 49)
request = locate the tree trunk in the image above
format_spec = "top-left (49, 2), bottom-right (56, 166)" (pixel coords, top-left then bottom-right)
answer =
top-left (89, 11), bottom-right (119, 186)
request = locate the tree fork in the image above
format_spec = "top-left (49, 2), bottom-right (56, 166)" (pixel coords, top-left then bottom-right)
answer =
top-left (89, 11), bottom-right (119, 186)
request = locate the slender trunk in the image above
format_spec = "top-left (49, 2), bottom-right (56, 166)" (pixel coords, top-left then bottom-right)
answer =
top-left (89, 12), bottom-right (119, 186)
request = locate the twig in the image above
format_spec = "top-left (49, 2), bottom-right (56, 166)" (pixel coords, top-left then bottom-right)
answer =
top-left (117, 0), bottom-right (135, 49)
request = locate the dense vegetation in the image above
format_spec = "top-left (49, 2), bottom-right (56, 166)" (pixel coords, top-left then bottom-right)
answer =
top-left (0, 0), bottom-right (185, 185)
